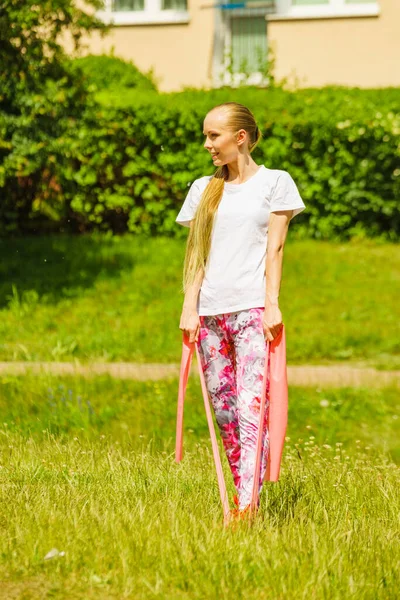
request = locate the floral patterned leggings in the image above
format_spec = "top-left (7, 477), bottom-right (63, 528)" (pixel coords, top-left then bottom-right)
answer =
top-left (196, 307), bottom-right (270, 510)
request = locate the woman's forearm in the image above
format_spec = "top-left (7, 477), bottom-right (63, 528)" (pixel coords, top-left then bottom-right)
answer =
top-left (183, 267), bottom-right (204, 311)
top-left (265, 246), bottom-right (284, 307)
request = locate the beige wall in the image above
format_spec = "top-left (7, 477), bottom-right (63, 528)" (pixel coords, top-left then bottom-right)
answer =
top-left (65, 0), bottom-right (214, 92)
top-left (268, 0), bottom-right (400, 89)
top-left (63, 0), bottom-right (400, 91)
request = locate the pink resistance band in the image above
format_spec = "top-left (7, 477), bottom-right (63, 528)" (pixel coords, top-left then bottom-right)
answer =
top-left (175, 323), bottom-right (288, 527)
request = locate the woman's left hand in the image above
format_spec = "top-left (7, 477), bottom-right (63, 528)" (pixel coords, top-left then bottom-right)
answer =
top-left (262, 304), bottom-right (283, 342)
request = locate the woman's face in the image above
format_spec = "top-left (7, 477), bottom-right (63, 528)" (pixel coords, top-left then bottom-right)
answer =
top-left (203, 110), bottom-right (247, 166)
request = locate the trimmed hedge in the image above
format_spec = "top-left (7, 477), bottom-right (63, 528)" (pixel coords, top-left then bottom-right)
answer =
top-left (68, 54), bottom-right (158, 93)
top-left (0, 85), bottom-right (399, 240)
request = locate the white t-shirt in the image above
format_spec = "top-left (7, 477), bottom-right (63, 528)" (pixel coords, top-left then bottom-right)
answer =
top-left (175, 164), bottom-right (306, 316)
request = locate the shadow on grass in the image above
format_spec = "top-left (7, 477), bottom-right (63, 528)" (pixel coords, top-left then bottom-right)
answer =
top-left (0, 234), bottom-right (136, 308)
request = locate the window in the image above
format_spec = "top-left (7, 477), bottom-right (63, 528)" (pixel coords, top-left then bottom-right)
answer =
top-left (231, 17), bottom-right (267, 75)
top-left (213, 3), bottom-right (275, 87)
top-left (283, 0), bottom-right (380, 18)
top-left (112, 0), bottom-right (187, 9)
top-left (113, 0), bottom-right (144, 10)
top-left (161, 0), bottom-right (187, 9)
top-left (97, 0), bottom-right (189, 25)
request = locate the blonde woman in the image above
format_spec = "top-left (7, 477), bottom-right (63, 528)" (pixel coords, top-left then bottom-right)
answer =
top-left (176, 102), bottom-right (306, 520)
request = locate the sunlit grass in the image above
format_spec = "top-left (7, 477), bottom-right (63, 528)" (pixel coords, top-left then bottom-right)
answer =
top-left (0, 235), bottom-right (399, 368)
top-left (0, 374), bottom-right (399, 598)
top-left (1, 428), bottom-right (398, 598)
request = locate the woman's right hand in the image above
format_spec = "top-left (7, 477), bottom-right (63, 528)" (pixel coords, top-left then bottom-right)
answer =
top-left (179, 306), bottom-right (200, 343)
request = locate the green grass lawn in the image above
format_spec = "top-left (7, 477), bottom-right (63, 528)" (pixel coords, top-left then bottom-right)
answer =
top-left (0, 234), bottom-right (399, 368)
top-left (0, 373), bottom-right (399, 598)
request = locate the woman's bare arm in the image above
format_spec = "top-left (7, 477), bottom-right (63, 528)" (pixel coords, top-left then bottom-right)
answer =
top-left (183, 221), bottom-right (204, 310)
top-left (183, 266), bottom-right (204, 310)
top-left (264, 210), bottom-right (293, 306)
top-left (179, 221), bottom-right (204, 342)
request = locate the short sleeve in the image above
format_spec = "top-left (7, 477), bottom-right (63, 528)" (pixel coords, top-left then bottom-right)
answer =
top-left (270, 171), bottom-right (306, 220)
top-left (175, 179), bottom-right (203, 228)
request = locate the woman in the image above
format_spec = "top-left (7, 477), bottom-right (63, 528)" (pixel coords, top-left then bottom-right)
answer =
top-left (175, 102), bottom-right (306, 521)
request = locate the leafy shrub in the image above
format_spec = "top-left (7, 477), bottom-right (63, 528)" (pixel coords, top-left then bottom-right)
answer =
top-left (1, 1), bottom-right (399, 240)
top-left (68, 54), bottom-right (158, 92)
top-left (1, 86), bottom-right (399, 240)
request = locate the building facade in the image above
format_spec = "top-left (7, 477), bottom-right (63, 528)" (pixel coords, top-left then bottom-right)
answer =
top-left (73, 0), bottom-right (400, 91)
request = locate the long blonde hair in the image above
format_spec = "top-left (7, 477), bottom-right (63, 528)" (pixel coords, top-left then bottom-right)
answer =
top-left (182, 102), bottom-right (262, 295)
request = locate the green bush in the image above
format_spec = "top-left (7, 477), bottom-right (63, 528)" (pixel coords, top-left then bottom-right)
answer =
top-left (0, 0), bottom-right (109, 233)
top-left (1, 1), bottom-right (399, 240)
top-left (68, 54), bottom-right (158, 92)
top-left (0, 86), bottom-right (399, 240)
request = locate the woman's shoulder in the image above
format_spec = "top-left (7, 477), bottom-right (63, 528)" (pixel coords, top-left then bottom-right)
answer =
top-left (192, 174), bottom-right (213, 189)
top-left (183, 174), bottom-right (212, 203)
top-left (258, 166), bottom-right (299, 194)
top-left (259, 166), bottom-right (292, 182)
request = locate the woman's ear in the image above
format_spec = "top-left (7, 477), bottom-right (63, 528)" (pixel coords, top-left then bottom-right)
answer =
top-left (236, 128), bottom-right (247, 147)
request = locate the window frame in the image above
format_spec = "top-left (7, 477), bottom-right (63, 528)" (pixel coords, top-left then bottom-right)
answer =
top-left (96, 0), bottom-right (190, 26)
top-left (270, 0), bottom-right (380, 21)
top-left (211, 3), bottom-right (277, 88)
top-left (219, 11), bottom-right (270, 88)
